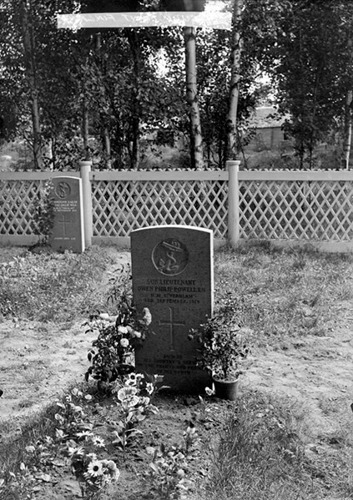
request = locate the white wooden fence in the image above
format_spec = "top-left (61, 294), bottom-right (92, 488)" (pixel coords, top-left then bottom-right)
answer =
top-left (1, 160), bottom-right (353, 252)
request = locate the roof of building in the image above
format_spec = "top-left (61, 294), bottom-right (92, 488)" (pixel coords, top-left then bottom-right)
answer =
top-left (248, 106), bottom-right (289, 129)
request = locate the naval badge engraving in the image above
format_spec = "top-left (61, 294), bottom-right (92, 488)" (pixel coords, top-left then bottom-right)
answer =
top-left (55, 181), bottom-right (71, 199)
top-left (152, 239), bottom-right (188, 276)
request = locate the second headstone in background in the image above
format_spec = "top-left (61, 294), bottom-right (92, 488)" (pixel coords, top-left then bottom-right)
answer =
top-left (51, 176), bottom-right (85, 253)
top-left (131, 225), bottom-right (214, 393)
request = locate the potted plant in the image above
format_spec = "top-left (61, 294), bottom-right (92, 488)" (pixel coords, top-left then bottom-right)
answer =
top-left (189, 303), bottom-right (250, 400)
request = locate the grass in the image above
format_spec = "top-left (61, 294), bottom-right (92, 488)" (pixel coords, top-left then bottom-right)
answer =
top-left (1, 243), bottom-right (353, 498)
top-left (214, 243), bottom-right (353, 344)
top-left (0, 245), bottom-right (119, 321)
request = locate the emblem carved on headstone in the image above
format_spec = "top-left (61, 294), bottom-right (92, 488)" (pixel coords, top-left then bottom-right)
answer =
top-left (152, 239), bottom-right (188, 276)
top-left (55, 181), bottom-right (71, 199)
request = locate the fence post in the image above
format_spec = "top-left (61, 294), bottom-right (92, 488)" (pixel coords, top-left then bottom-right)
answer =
top-left (227, 159), bottom-right (240, 247)
top-left (80, 160), bottom-right (93, 248)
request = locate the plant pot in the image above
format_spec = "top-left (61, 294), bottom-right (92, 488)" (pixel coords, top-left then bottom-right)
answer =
top-left (212, 377), bottom-right (240, 401)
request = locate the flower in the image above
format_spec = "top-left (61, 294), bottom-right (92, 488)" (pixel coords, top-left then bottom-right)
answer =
top-left (205, 386), bottom-right (215, 396)
top-left (142, 307), bottom-right (152, 325)
top-left (91, 436), bottom-right (105, 448)
top-left (102, 460), bottom-right (120, 481)
top-left (118, 325), bottom-right (128, 334)
top-left (67, 445), bottom-right (84, 458)
top-left (117, 386), bottom-right (139, 407)
top-left (86, 460), bottom-right (104, 477)
top-left (120, 338), bottom-right (129, 348)
top-left (146, 382), bottom-right (154, 395)
top-left (76, 430), bottom-right (93, 440)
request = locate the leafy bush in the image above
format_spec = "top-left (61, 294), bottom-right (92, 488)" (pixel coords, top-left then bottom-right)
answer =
top-left (29, 181), bottom-right (55, 244)
top-left (189, 300), bottom-right (250, 381)
top-left (85, 305), bottom-right (152, 390)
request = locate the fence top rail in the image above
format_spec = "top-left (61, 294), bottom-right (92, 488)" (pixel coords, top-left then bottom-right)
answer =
top-left (238, 170), bottom-right (353, 182)
top-left (2, 169), bottom-right (353, 182)
top-left (90, 170), bottom-right (229, 181)
top-left (0, 171), bottom-right (81, 180)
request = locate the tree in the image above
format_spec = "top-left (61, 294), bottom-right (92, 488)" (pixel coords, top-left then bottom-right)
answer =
top-left (226, 0), bottom-right (244, 160)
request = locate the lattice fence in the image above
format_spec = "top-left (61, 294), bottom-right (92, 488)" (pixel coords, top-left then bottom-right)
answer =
top-left (238, 176), bottom-right (353, 241)
top-left (91, 172), bottom-right (228, 240)
top-left (0, 178), bottom-right (42, 237)
top-left (2, 168), bottom-right (353, 249)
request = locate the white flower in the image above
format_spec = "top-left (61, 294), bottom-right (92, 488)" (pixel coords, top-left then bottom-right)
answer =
top-left (118, 325), bottom-right (128, 334)
top-left (131, 330), bottom-right (142, 338)
top-left (120, 338), bottom-right (129, 348)
top-left (67, 445), bottom-right (84, 457)
top-left (91, 435), bottom-right (105, 448)
top-left (117, 386), bottom-right (139, 407)
top-left (102, 460), bottom-right (120, 481)
top-left (146, 382), bottom-right (154, 395)
top-left (75, 430), bottom-right (93, 440)
top-left (86, 460), bottom-right (104, 477)
top-left (205, 386), bottom-right (215, 396)
top-left (142, 307), bottom-right (152, 325)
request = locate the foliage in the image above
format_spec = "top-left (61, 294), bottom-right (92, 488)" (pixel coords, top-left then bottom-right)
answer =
top-left (84, 303), bottom-right (152, 390)
top-left (189, 300), bottom-right (250, 381)
top-left (148, 424), bottom-right (199, 499)
top-left (29, 180), bottom-right (55, 244)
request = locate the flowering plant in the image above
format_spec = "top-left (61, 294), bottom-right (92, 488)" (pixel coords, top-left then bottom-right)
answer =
top-left (69, 447), bottom-right (119, 498)
top-left (85, 297), bottom-right (152, 390)
top-left (110, 373), bottom-right (160, 450)
top-left (189, 303), bottom-right (250, 382)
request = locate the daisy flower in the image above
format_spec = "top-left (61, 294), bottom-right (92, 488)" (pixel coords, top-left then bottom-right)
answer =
top-left (91, 435), bottom-right (105, 448)
top-left (87, 460), bottom-right (104, 477)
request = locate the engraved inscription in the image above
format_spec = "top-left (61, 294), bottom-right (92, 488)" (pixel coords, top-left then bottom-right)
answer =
top-left (152, 239), bottom-right (188, 276)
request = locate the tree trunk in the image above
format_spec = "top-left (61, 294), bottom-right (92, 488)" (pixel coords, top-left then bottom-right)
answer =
top-left (343, 90), bottom-right (352, 169)
top-left (20, 0), bottom-right (43, 169)
top-left (82, 96), bottom-right (90, 160)
top-left (127, 31), bottom-right (141, 169)
top-left (226, 0), bottom-right (244, 162)
top-left (184, 27), bottom-right (203, 170)
top-left (104, 126), bottom-right (112, 168)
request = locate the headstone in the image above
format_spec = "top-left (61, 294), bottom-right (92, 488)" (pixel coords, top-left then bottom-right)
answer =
top-left (131, 225), bottom-right (213, 393)
top-left (51, 176), bottom-right (85, 253)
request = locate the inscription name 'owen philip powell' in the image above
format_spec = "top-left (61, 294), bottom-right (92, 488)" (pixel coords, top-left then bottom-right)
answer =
top-left (137, 279), bottom-right (206, 305)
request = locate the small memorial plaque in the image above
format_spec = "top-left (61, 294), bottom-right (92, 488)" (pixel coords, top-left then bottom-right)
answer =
top-left (131, 225), bottom-right (213, 393)
top-left (51, 176), bottom-right (85, 253)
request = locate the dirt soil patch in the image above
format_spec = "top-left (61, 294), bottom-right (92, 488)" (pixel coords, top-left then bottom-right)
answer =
top-left (0, 248), bottom-right (130, 435)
